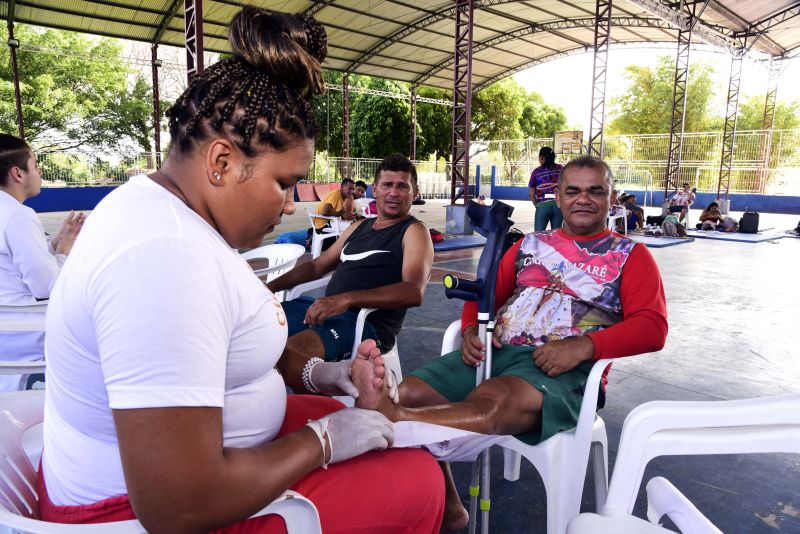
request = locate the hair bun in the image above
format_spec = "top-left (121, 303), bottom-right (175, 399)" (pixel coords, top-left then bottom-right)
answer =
top-left (228, 7), bottom-right (327, 96)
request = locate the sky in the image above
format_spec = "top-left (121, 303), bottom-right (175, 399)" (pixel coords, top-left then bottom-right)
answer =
top-left (514, 44), bottom-right (800, 134)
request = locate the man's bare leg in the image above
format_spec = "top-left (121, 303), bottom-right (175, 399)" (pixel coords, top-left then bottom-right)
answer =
top-left (276, 330), bottom-right (326, 393)
top-left (352, 345), bottom-right (544, 531)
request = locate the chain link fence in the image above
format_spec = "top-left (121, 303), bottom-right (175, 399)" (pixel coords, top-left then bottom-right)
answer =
top-left (36, 129), bottom-right (800, 197)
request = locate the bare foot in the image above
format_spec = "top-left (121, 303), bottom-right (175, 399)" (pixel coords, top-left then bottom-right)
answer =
top-left (352, 340), bottom-right (398, 418)
top-left (441, 503), bottom-right (469, 532)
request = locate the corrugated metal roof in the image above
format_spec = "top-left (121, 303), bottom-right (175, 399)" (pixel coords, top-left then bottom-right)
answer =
top-left (3, 0), bottom-right (799, 90)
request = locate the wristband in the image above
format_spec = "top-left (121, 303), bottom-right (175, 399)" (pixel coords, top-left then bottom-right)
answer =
top-left (306, 418), bottom-right (331, 469)
top-left (301, 357), bottom-right (324, 394)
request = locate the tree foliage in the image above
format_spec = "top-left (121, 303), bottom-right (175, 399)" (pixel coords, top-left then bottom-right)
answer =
top-left (349, 77), bottom-right (412, 159)
top-left (736, 95), bottom-right (800, 131)
top-left (415, 87), bottom-right (452, 159)
top-left (471, 78), bottom-right (526, 140)
top-left (518, 91), bottom-right (568, 138)
top-left (608, 56), bottom-right (719, 134)
top-left (0, 25), bottom-right (158, 154)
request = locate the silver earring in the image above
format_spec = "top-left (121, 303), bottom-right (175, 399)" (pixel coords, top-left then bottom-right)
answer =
top-left (213, 172), bottom-right (221, 181)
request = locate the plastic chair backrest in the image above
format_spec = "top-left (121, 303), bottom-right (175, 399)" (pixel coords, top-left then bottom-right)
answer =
top-left (240, 244), bottom-right (305, 281)
top-left (603, 393), bottom-right (800, 517)
top-left (0, 392), bottom-right (322, 533)
top-left (0, 303), bottom-right (48, 332)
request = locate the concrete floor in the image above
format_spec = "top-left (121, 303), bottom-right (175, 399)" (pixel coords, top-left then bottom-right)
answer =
top-left (38, 199), bottom-right (800, 533)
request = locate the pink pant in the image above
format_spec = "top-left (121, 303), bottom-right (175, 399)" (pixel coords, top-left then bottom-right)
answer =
top-left (38, 395), bottom-right (444, 533)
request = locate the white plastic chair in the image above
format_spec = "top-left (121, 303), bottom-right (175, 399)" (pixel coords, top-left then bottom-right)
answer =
top-left (608, 206), bottom-right (628, 235)
top-left (285, 277), bottom-right (403, 405)
top-left (441, 319), bottom-right (611, 534)
top-left (0, 391), bottom-right (322, 534)
top-left (0, 304), bottom-right (48, 385)
top-left (355, 198), bottom-right (377, 219)
top-left (567, 393), bottom-right (800, 534)
top-left (241, 243), bottom-right (306, 301)
top-left (306, 209), bottom-right (344, 259)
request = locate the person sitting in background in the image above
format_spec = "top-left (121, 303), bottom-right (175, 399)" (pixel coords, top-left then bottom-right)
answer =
top-left (0, 134), bottom-right (84, 391)
top-left (38, 10), bottom-right (443, 533)
top-left (528, 146), bottom-right (563, 231)
top-left (620, 193), bottom-right (645, 231)
top-left (270, 154), bottom-right (434, 386)
top-left (668, 183), bottom-right (695, 223)
top-left (697, 201), bottom-right (724, 231)
top-left (310, 177), bottom-right (356, 252)
top-left (354, 180), bottom-right (367, 199)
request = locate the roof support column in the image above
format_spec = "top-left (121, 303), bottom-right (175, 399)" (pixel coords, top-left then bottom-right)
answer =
top-left (450, 0), bottom-right (474, 204)
top-left (342, 73), bottom-right (350, 166)
top-left (757, 57), bottom-right (781, 193)
top-left (151, 45), bottom-right (162, 169)
top-left (716, 50), bottom-right (743, 200)
top-left (410, 86), bottom-right (417, 160)
top-left (588, 0), bottom-right (612, 157)
top-left (665, 1), bottom-right (705, 195)
top-left (7, 23), bottom-right (24, 140)
top-left (184, 0), bottom-right (204, 82)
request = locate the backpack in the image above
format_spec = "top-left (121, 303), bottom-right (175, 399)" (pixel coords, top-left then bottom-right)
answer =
top-left (503, 227), bottom-right (525, 254)
top-left (722, 217), bottom-right (738, 233)
top-left (429, 228), bottom-right (444, 243)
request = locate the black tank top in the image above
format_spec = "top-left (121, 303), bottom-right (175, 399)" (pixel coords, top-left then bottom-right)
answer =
top-left (325, 216), bottom-right (420, 351)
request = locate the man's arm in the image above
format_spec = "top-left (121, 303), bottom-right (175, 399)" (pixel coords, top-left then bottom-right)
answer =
top-left (8, 209), bottom-right (63, 299)
top-left (587, 244), bottom-right (667, 358)
top-left (267, 220), bottom-right (364, 294)
top-left (302, 221), bottom-right (433, 327)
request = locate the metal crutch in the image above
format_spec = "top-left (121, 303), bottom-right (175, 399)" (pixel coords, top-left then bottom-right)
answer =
top-left (443, 199), bottom-right (514, 534)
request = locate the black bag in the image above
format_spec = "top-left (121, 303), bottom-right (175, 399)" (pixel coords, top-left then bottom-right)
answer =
top-left (739, 212), bottom-right (759, 234)
top-left (503, 227), bottom-right (525, 254)
top-left (646, 215), bottom-right (665, 226)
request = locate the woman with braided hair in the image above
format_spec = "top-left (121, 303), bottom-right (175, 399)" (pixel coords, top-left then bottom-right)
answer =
top-left (38, 7), bottom-right (443, 533)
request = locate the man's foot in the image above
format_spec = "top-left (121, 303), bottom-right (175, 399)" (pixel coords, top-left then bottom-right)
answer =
top-left (352, 340), bottom-right (399, 419)
top-left (441, 502), bottom-right (469, 532)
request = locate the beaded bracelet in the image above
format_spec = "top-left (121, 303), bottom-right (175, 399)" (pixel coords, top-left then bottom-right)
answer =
top-left (306, 418), bottom-right (331, 469)
top-left (301, 357), bottom-right (324, 394)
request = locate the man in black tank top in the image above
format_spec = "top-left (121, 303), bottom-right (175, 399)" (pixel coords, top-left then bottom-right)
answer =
top-left (268, 154), bottom-right (433, 397)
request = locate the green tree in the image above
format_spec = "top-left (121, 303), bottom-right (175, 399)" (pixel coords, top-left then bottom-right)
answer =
top-left (608, 56), bottom-right (719, 135)
top-left (736, 95), bottom-right (800, 131)
top-left (471, 77), bottom-right (526, 140)
top-left (0, 25), bottom-right (157, 154)
top-left (312, 71), bottom-right (344, 156)
top-left (415, 86), bottom-right (452, 159)
top-left (518, 91), bottom-right (567, 138)
top-left (349, 77), bottom-right (411, 159)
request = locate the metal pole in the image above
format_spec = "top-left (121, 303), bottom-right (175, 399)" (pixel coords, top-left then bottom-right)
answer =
top-left (184, 0), bottom-right (204, 82)
top-left (410, 86), bottom-right (417, 160)
top-left (450, 0), bottom-right (474, 205)
top-left (757, 57), bottom-right (781, 193)
top-left (342, 73), bottom-right (350, 179)
top-left (151, 45), bottom-right (162, 168)
top-left (716, 50), bottom-right (743, 200)
top-left (7, 23), bottom-right (24, 140)
top-left (588, 0), bottom-right (612, 157)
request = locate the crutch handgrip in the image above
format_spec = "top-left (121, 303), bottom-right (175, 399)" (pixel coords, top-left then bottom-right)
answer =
top-left (444, 275), bottom-right (484, 302)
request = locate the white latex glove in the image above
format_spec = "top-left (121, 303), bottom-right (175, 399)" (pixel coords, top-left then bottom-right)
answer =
top-left (310, 359), bottom-right (359, 397)
top-left (385, 367), bottom-right (400, 404)
top-left (321, 407), bottom-right (394, 464)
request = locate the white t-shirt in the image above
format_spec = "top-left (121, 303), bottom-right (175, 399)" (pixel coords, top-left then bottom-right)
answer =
top-left (42, 175), bottom-right (288, 506)
top-left (0, 190), bottom-right (64, 391)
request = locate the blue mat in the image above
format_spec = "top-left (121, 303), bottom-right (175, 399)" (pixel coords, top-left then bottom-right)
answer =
top-left (686, 229), bottom-right (783, 243)
top-left (631, 235), bottom-right (694, 248)
top-left (433, 234), bottom-right (487, 251)
top-left (275, 228), bottom-right (309, 246)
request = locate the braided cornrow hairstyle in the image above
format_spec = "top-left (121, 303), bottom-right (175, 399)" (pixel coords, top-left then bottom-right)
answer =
top-left (165, 7), bottom-right (327, 157)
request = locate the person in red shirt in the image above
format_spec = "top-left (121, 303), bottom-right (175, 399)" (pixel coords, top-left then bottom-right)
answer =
top-left (353, 155), bottom-right (668, 531)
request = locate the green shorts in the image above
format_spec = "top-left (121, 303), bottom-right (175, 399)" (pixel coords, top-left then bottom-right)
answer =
top-left (409, 344), bottom-right (593, 445)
